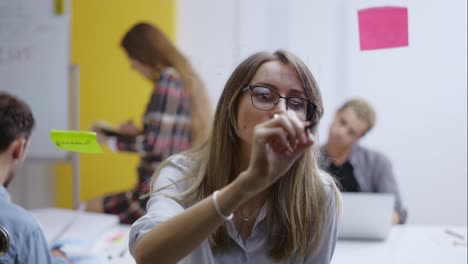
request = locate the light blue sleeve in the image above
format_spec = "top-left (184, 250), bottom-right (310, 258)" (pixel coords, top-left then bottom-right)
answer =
top-left (129, 155), bottom-right (192, 258)
top-left (18, 226), bottom-right (68, 264)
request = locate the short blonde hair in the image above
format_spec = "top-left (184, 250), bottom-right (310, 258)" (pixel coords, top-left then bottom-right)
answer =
top-left (338, 98), bottom-right (376, 132)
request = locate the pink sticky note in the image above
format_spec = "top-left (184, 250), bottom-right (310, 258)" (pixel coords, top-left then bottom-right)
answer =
top-left (358, 6), bottom-right (409, 51)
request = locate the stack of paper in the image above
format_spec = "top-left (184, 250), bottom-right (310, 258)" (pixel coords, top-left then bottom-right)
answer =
top-left (31, 208), bottom-right (123, 262)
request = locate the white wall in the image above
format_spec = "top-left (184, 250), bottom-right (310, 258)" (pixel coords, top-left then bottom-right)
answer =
top-left (177, 0), bottom-right (295, 106)
top-left (8, 161), bottom-right (56, 209)
top-left (176, 0), bottom-right (238, 106)
top-left (288, 0), bottom-right (345, 141)
top-left (177, 0), bottom-right (467, 225)
top-left (343, 0), bottom-right (467, 225)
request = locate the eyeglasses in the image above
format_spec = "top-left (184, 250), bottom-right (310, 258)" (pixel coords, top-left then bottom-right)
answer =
top-left (242, 85), bottom-right (316, 121)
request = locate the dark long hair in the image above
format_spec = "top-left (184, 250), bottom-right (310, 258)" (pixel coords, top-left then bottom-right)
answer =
top-left (121, 22), bottom-right (212, 145)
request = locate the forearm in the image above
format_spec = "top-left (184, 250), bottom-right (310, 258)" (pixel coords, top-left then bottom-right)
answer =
top-left (134, 172), bottom-right (253, 264)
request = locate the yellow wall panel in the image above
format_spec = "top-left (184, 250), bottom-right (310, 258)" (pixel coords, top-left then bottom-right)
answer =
top-left (56, 0), bottom-right (175, 208)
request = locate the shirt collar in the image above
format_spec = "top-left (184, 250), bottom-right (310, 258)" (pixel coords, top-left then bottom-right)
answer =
top-left (0, 185), bottom-right (11, 202)
top-left (253, 204), bottom-right (267, 227)
top-left (321, 144), bottom-right (360, 167)
top-left (225, 203), bottom-right (268, 249)
top-left (348, 144), bottom-right (361, 166)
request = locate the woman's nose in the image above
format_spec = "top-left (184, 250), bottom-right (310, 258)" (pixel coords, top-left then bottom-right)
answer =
top-left (275, 98), bottom-right (288, 111)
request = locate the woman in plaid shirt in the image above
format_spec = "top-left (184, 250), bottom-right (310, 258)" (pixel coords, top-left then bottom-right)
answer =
top-left (87, 22), bottom-right (212, 224)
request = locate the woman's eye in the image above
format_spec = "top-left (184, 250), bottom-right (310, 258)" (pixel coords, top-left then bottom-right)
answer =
top-left (253, 88), bottom-right (275, 102)
top-left (258, 93), bottom-right (273, 102)
top-left (288, 98), bottom-right (305, 110)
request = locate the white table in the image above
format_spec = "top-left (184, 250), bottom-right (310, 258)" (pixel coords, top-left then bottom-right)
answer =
top-left (31, 208), bottom-right (135, 264)
top-left (332, 225), bottom-right (467, 264)
top-left (32, 209), bottom-right (466, 264)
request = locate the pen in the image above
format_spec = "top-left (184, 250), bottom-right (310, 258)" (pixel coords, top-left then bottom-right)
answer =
top-left (445, 229), bottom-right (465, 240)
top-left (119, 246), bottom-right (127, 257)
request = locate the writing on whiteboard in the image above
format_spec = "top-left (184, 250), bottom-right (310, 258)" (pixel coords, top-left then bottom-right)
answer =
top-left (0, 45), bottom-right (32, 65)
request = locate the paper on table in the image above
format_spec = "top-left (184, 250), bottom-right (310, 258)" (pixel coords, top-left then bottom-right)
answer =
top-left (32, 208), bottom-right (122, 262)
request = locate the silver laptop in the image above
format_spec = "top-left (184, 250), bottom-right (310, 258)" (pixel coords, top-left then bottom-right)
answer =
top-left (338, 193), bottom-right (395, 241)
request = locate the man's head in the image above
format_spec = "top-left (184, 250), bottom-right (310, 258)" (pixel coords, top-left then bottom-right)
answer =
top-left (327, 98), bottom-right (376, 149)
top-left (0, 92), bottom-right (35, 187)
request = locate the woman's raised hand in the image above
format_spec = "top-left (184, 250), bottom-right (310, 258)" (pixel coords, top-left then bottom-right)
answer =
top-left (242, 111), bottom-right (315, 194)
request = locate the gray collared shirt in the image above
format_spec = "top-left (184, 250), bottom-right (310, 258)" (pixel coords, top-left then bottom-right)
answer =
top-left (0, 186), bottom-right (67, 264)
top-left (320, 144), bottom-right (407, 224)
top-left (129, 155), bottom-right (339, 263)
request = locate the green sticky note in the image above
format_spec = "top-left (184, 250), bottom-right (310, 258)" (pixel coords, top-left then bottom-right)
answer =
top-left (54, 0), bottom-right (65, 15)
top-left (50, 130), bottom-right (103, 154)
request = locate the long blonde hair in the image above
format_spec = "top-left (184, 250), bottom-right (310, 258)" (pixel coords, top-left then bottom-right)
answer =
top-left (152, 50), bottom-right (340, 260)
top-left (121, 22), bottom-right (212, 145)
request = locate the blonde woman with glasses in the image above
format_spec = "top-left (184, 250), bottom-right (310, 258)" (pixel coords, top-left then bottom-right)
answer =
top-left (129, 50), bottom-right (341, 263)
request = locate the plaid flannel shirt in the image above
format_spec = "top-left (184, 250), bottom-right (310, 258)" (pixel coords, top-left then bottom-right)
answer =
top-left (103, 67), bottom-right (193, 224)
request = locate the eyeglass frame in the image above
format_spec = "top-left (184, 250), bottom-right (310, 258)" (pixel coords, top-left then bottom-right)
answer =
top-left (241, 84), bottom-right (317, 122)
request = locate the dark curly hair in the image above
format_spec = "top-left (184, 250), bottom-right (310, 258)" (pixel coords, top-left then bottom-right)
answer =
top-left (0, 92), bottom-right (35, 153)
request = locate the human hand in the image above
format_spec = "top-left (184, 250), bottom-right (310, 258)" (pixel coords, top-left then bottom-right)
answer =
top-left (51, 248), bottom-right (72, 263)
top-left (90, 120), bottom-right (113, 133)
top-left (392, 211), bottom-right (401, 224)
top-left (118, 120), bottom-right (140, 135)
top-left (95, 131), bottom-right (108, 145)
top-left (242, 112), bottom-right (315, 194)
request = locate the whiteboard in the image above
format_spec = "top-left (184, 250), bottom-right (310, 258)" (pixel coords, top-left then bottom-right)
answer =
top-left (0, 0), bottom-right (70, 159)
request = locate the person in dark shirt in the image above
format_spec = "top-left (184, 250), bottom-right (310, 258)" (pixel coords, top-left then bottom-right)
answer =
top-left (327, 160), bottom-right (360, 192)
top-left (320, 98), bottom-right (407, 224)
